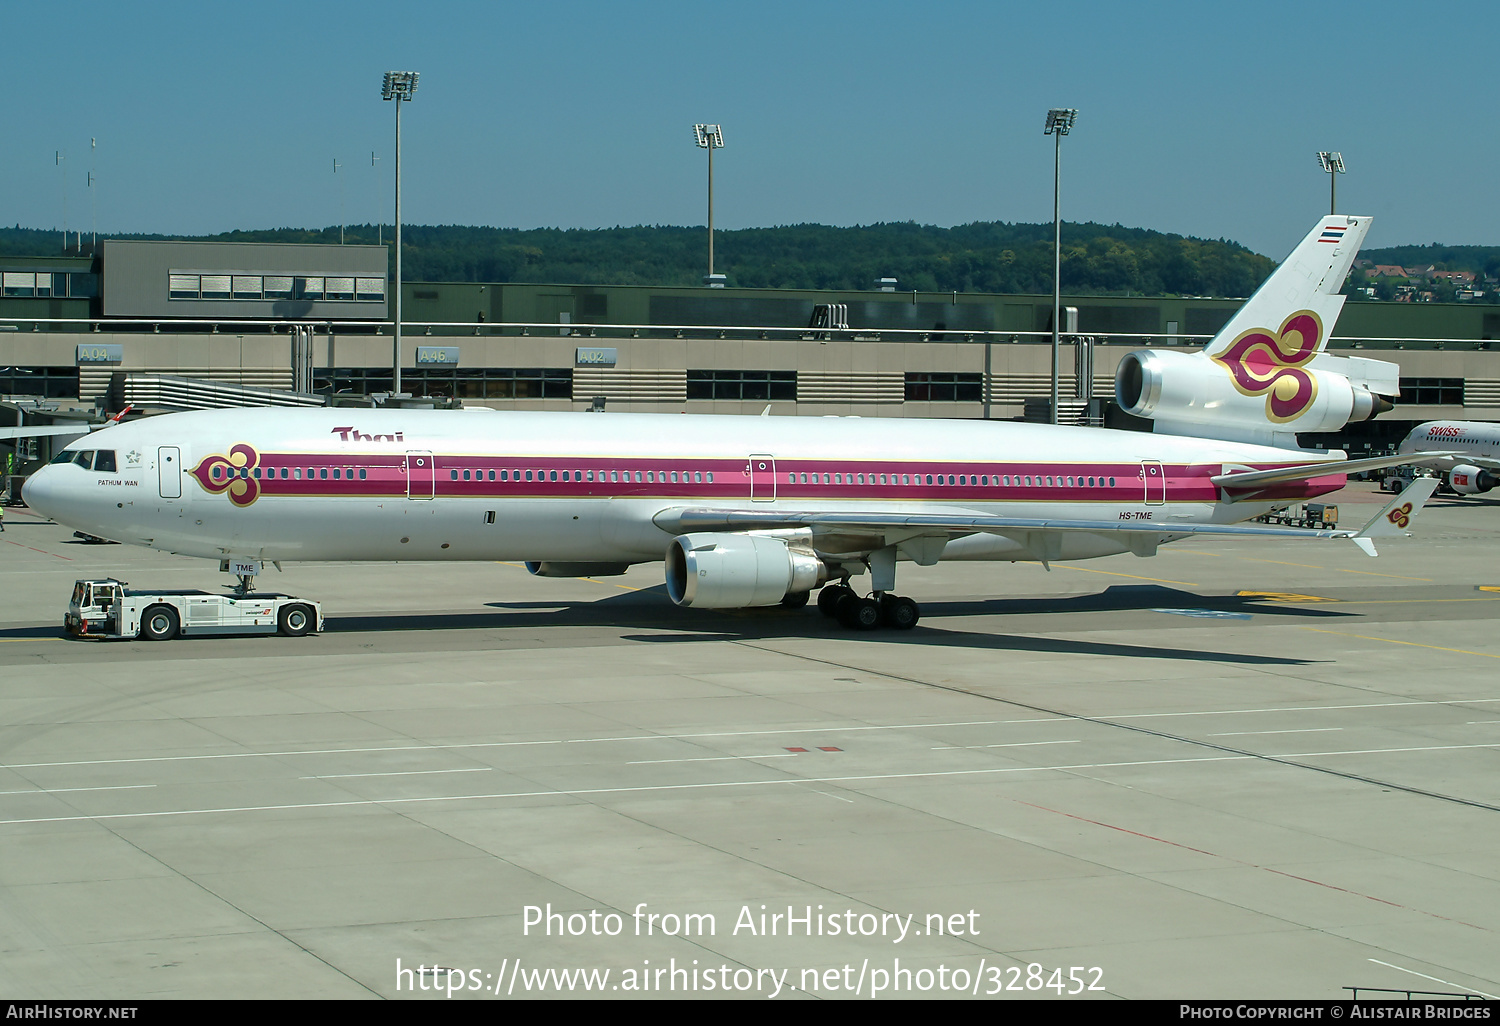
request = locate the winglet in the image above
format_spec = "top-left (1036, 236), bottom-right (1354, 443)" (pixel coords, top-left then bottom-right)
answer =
top-left (1347, 477), bottom-right (1441, 556)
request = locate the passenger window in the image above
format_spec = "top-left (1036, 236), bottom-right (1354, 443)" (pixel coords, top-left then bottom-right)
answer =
top-left (610, 470), bottom-right (619, 483)
top-left (550, 470), bottom-right (557, 482)
top-left (488, 470), bottom-right (495, 481)
top-left (706, 472), bottom-right (713, 483)
top-left (672, 472), bottom-right (679, 484)
top-left (293, 468), bottom-right (301, 480)
top-left (525, 470), bottom-right (533, 482)
top-left (333, 469), bottom-right (341, 480)
top-left (647, 471), bottom-right (655, 483)
top-left (694, 472), bottom-right (702, 484)
top-left (360, 469), bottom-right (367, 480)
top-left (451, 470), bottom-right (459, 480)
top-left (319, 468), bottom-right (328, 480)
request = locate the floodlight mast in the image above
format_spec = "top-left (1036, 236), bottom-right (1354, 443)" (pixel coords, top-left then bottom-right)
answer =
top-left (1317, 151), bottom-right (1345, 215)
top-left (1044, 108), bottom-right (1077, 425)
top-left (382, 71), bottom-right (419, 396)
top-left (694, 125), bottom-right (724, 282)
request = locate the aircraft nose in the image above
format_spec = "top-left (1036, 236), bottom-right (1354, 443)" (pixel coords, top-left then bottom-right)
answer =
top-left (21, 466), bottom-right (61, 519)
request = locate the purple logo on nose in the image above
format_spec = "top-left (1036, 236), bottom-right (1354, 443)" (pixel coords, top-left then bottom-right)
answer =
top-left (191, 444), bottom-right (261, 506)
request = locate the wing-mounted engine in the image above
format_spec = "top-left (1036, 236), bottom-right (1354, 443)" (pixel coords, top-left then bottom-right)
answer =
top-left (665, 533), bottom-right (828, 608)
top-left (1447, 464), bottom-right (1497, 495)
top-left (1115, 345), bottom-right (1396, 446)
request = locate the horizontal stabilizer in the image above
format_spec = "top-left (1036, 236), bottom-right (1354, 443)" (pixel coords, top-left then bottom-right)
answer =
top-left (1212, 451), bottom-right (1463, 491)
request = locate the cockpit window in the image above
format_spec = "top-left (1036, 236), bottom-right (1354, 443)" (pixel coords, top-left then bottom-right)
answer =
top-left (50, 449), bottom-right (77, 465)
top-left (93, 450), bottom-right (117, 473)
top-left (72, 451), bottom-right (95, 470)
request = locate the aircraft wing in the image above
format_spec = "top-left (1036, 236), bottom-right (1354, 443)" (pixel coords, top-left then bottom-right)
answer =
top-left (652, 478), bottom-right (1440, 558)
top-left (0, 424), bottom-right (95, 441)
top-left (1404, 452), bottom-right (1500, 471)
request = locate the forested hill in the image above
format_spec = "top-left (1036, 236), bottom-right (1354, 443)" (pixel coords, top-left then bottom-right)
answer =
top-left (0, 221), bottom-right (1276, 297)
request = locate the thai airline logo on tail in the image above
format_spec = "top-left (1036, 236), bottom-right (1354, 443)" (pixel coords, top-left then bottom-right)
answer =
top-left (1210, 310), bottom-right (1324, 423)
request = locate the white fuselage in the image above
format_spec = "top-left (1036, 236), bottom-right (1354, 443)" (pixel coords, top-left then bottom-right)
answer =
top-left (1398, 420), bottom-right (1500, 469)
top-left (24, 408), bottom-right (1342, 567)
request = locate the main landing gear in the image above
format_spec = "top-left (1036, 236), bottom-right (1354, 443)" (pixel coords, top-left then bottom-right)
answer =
top-left (817, 584), bottom-right (920, 631)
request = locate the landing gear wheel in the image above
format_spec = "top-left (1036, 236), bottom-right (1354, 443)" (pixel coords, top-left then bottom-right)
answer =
top-left (780, 590), bottom-right (810, 610)
top-left (140, 605), bottom-right (180, 641)
top-left (880, 595), bottom-right (920, 630)
top-left (278, 604), bottom-right (313, 637)
top-left (818, 584), bottom-right (853, 618)
top-left (839, 596), bottom-right (882, 630)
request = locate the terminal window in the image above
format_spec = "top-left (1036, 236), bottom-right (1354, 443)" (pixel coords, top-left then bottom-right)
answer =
top-left (0, 366), bottom-right (77, 399)
top-left (687, 370), bottom-right (796, 401)
top-left (166, 272), bottom-right (385, 302)
top-left (1397, 377), bottom-right (1464, 405)
top-left (322, 367), bottom-right (572, 400)
top-left (904, 372), bottom-right (982, 402)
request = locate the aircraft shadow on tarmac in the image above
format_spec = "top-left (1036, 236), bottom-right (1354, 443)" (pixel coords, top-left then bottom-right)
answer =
top-left (314, 583), bottom-right (1335, 666)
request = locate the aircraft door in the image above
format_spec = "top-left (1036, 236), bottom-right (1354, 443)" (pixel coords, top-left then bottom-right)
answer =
top-left (158, 446), bottom-right (182, 498)
top-left (748, 455), bottom-right (776, 502)
top-left (1140, 460), bottom-right (1166, 505)
top-left (405, 451), bottom-right (435, 499)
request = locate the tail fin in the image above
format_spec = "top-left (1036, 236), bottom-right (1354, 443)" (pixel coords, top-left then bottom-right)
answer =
top-left (1114, 214), bottom-right (1395, 449)
top-left (1203, 214), bottom-right (1370, 361)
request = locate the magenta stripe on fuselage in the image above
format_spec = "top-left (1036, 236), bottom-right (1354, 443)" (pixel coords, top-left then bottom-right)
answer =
top-left (215, 453), bottom-right (1343, 505)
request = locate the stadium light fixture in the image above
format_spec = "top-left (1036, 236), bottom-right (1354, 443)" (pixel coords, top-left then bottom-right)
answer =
top-left (694, 125), bottom-right (725, 283)
top-left (382, 71), bottom-right (419, 396)
top-left (1317, 151), bottom-right (1345, 215)
top-left (1045, 108), bottom-right (1078, 424)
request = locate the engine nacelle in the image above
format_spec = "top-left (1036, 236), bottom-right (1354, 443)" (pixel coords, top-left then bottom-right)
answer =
top-left (1115, 349), bottom-right (1393, 440)
top-left (1447, 464), bottom-right (1497, 495)
top-left (525, 561), bottom-right (633, 577)
top-left (665, 533), bottom-right (826, 608)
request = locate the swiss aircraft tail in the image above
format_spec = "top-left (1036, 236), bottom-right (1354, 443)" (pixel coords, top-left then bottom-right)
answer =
top-left (1114, 215), bottom-right (1400, 448)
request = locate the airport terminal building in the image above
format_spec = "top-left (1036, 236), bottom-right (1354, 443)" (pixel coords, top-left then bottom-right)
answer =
top-left (3, 239), bottom-right (1498, 452)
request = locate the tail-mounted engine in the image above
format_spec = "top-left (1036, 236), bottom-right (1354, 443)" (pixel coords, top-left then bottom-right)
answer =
top-left (1115, 347), bottom-right (1396, 446)
top-left (1447, 464), bottom-right (1497, 495)
top-left (665, 533), bottom-right (827, 608)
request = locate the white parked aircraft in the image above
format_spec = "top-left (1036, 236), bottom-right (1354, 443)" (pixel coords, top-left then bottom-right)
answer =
top-left (24, 215), bottom-right (1443, 630)
top-left (1397, 421), bottom-right (1500, 494)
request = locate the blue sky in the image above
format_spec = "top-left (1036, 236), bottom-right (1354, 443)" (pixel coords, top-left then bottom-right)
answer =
top-left (3, 0), bottom-right (1491, 259)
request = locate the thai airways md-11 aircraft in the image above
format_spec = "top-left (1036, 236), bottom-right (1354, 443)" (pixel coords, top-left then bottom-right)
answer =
top-left (24, 215), bottom-right (1444, 631)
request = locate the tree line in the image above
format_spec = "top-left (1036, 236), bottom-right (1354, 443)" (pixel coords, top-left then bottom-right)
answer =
top-left (2, 220), bottom-right (1289, 298)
